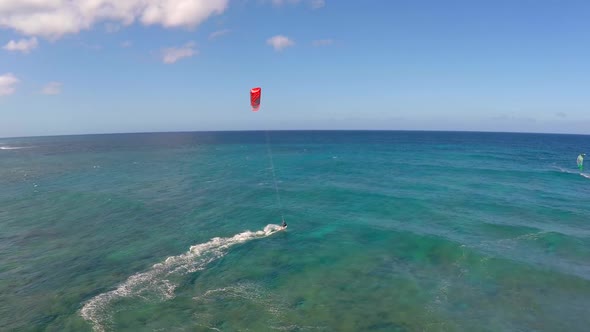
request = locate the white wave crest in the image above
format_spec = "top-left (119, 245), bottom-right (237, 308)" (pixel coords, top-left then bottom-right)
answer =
top-left (80, 224), bottom-right (285, 332)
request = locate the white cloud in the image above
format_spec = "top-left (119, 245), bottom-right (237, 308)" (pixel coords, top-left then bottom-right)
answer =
top-left (41, 81), bottom-right (62, 95)
top-left (121, 40), bottom-right (132, 48)
top-left (0, 73), bottom-right (19, 96)
top-left (3, 37), bottom-right (38, 53)
top-left (162, 41), bottom-right (197, 64)
top-left (209, 28), bottom-right (230, 40)
top-left (312, 39), bottom-right (333, 46)
top-left (310, 0), bottom-right (325, 9)
top-left (0, 0), bottom-right (229, 40)
top-left (267, 35), bottom-right (294, 51)
top-left (141, 0), bottom-right (227, 28)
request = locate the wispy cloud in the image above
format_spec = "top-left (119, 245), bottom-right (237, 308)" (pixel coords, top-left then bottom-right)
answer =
top-left (162, 42), bottom-right (198, 64)
top-left (268, 0), bottom-right (301, 6)
top-left (209, 29), bottom-right (231, 40)
top-left (3, 37), bottom-right (38, 54)
top-left (264, 0), bottom-right (325, 9)
top-left (121, 40), bottom-right (133, 48)
top-left (310, 0), bottom-right (325, 9)
top-left (312, 39), bottom-right (333, 46)
top-left (104, 23), bottom-right (121, 33)
top-left (80, 42), bottom-right (102, 50)
top-left (0, 0), bottom-right (229, 40)
top-left (41, 82), bottom-right (63, 95)
top-left (267, 35), bottom-right (294, 51)
top-left (555, 112), bottom-right (567, 118)
top-left (0, 73), bottom-right (19, 96)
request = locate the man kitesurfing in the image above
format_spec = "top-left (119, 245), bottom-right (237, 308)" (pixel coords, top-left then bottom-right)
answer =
top-left (250, 86), bottom-right (288, 231)
top-left (577, 153), bottom-right (585, 172)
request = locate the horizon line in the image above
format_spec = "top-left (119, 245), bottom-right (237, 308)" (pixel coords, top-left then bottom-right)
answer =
top-left (2, 128), bottom-right (590, 140)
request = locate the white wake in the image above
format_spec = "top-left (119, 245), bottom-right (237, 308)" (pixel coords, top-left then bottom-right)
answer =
top-left (80, 224), bottom-right (285, 332)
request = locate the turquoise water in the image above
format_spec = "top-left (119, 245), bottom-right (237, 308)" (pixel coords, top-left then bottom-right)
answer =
top-left (1, 131), bottom-right (590, 331)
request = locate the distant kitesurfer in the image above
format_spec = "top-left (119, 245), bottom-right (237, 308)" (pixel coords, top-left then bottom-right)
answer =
top-left (281, 219), bottom-right (287, 229)
top-left (577, 153), bottom-right (585, 172)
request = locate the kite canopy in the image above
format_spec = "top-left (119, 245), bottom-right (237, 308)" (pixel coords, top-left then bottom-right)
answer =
top-left (250, 87), bottom-right (261, 112)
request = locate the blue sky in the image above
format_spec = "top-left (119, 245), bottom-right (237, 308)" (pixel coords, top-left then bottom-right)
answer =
top-left (1, 0), bottom-right (589, 138)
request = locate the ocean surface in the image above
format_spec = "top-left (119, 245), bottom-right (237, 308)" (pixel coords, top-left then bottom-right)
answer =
top-left (1, 130), bottom-right (590, 331)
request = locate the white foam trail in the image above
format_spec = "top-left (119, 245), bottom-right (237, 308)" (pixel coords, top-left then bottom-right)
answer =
top-left (193, 282), bottom-right (326, 331)
top-left (80, 224), bottom-right (285, 332)
top-left (0, 146), bottom-right (27, 150)
top-left (551, 166), bottom-right (590, 178)
top-left (196, 282), bottom-right (285, 316)
top-left (551, 166), bottom-right (578, 174)
top-left (271, 325), bottom-right (327, 331)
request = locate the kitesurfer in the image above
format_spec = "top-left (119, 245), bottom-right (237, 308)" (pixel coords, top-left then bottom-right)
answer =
top-left (281, 219), bottom-right (287, 229)
top-left (577, 153), bottom-right (585, 172)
